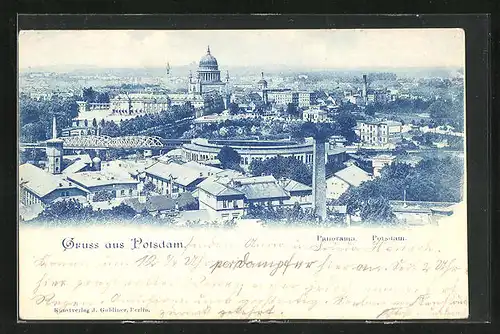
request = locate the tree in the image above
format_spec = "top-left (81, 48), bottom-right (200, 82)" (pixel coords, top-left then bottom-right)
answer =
top-left (228, 102), bottom-right (240, 115)
top-left (364, 105), bottom-right (376, 116)
top-left (217, 146), bottom-right (242, 170)
top-left (335, 111), bottom-right (358, 143)
top-left (93, 190), bottom-right (115, 202)
top-left (38, 199), bottom-right (94, 222)
top-left (82, 87), bottom-right (98, 103)
top-left (249, 156), bottom-right (312, 185)
top-left (99, 120), bottom-right (121, 137)
top-left (286, 103), bottom-right (300, 119)
top-left (109, 203), bottom-right (137, 219)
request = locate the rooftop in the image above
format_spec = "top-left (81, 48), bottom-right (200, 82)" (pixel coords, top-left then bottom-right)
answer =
top-left (144, 161), bottom-right (205, 187)
top-left (231, 175), bottom-right (290, 201)
top-left (67, 170), bottom-right (138, 188)
top-left (330, 164), bottom-right (372, 187)
top-left (280, 178), bottom-right (312, 193)
top-left (123, 192), bottom-right (196, 213)
top-left (197, 177), bottom-right (245, 197)
top-left (19, 163), bottom-right (86, 198)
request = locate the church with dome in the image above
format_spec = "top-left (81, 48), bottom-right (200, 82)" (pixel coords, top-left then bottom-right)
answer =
top-left (188, 46), bottom-right (229, 96)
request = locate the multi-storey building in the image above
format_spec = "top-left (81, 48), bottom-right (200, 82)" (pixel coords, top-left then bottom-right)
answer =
top-left (356, 120), bottom-right (403, 146)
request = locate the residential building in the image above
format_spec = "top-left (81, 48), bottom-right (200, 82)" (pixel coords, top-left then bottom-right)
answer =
top-left (66, 171), bottom-right (139, 202)
top-left (196, 175), bottom-right (309, 219)
top-left (19, 163), bottom-right (88, 206)
top-left (197, 177), bottom-right (246, 220)
top-left (303, 108), bottom-right (329, 123)
top-left (370, 154), bottom-right (396, 177)
top-left (326, 164), bottom-right (372, 200)
top-left (356, 120), bottom-right (402, 146)
top-left (144, 161), bottom-right (207, 197)
top-left (278, 178), bottom-right (312, 207)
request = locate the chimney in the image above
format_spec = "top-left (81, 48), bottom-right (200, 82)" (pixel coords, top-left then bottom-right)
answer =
top-left (362, 74), bottom-right (368, 104)
top-left (312, 138), bottom-right (327, 221)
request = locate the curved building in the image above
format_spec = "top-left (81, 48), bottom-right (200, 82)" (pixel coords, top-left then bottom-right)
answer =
top-left (182, 138), bottom-right (316, 168)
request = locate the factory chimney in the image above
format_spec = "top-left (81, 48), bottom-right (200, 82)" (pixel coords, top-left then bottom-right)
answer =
top-left (312, 137), bottom-right (327, 221)
top-left (362, 74), bottom-right (368, 105)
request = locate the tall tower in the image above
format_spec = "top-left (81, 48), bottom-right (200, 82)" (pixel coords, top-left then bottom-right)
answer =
top-left (362, 74), bottom-right (368, 105)
top-left (46, 115), bottom-right (64, 174)
top-left (258, 72), bottom-right (268, 105)
top-left (224, 70), bottom-right (231, 109)
top-left (312, 137), bottom-right (327, 221)
top-left (164, 62), bottom-right (171, 87)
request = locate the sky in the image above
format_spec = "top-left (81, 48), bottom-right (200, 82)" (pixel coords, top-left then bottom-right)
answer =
top-left (18, 29), bottom-right (465, 70)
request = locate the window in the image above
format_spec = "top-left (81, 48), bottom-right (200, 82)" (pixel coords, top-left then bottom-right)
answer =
top-left (121, 190), bottom-right (125, 196)
top-left (129, 189), bottom-right (133, 196)
top-left (223, 200), bottom-right (229, 208)
top-left (233, 200), bottom-right (239, 208)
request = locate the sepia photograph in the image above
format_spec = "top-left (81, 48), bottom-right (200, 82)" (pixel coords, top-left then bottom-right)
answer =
top-left (17, 26), bottom-right (469, 320)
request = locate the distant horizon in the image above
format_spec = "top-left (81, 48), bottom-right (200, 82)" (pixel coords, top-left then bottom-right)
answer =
top-left (19, 29), bottom-right (465, 71)
top-left (19, 63), bottom-right (464, 75)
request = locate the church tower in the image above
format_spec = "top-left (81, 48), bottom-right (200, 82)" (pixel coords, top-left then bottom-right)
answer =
top-left (46, 115), bottom-right (64, 174)
top-left (258, 72), bottom-right (268, 105)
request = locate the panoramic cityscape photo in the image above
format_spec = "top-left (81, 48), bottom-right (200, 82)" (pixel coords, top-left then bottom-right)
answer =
top-left (18, 29), bottom-right (465, 227)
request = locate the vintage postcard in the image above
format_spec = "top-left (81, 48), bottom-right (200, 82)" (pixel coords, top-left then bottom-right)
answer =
top-left (18, 28), bottom-right (468, 320)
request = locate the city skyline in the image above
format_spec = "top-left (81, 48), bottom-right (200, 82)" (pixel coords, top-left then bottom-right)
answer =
top-left (18, 29), bottom-right (465, 71)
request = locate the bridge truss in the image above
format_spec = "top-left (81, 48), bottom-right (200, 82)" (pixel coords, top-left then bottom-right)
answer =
top-left (61, 135), bottom-right (165, 149)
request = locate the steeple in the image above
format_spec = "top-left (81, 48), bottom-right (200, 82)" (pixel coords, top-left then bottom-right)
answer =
top-left (261, 72), bottom-right (264, 79)
top-left (207, 45), bottom-right (211, 54)
top-left (226, 70), bottom-right (230, 82)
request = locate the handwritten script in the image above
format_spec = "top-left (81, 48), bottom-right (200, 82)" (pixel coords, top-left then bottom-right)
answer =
top-left (19, 222), bottom-right (469, 320)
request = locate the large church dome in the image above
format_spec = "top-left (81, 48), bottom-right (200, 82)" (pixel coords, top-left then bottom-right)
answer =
top-left (199, 46), bottom-right (218, 68)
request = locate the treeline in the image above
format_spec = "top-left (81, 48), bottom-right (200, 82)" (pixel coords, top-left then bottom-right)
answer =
top-left (99, 104), bottom-right (194, 137)
top-left (336, 157), bottom-right (464, 222)
top-left (249, 156), bottom-right (312, 185)
top-left (33, 200), bottom-right (137, 224)
top-left (20, 95), bottom-right (79, 142)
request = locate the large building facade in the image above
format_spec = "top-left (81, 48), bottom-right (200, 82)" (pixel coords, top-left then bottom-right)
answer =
top-left (356, 120), bottom-right (403, 146)
top-left (188, 46), bottom-right (229, 97)
top-left (181, 138), bottom-right (347, 170)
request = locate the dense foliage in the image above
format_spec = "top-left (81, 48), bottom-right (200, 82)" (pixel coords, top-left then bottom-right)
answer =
top-left (37, 200), bottom-right (137, 223)
top-left (249, 156), bottom-right (312, 185)
top-left (217, 146), bottom-right (242, 170)
top-left (99, 104), bottom-right (194, 137)
top-left (20, 95), bottom-right (79, 142)
top-left (337, 157), bottom-right (464, 222)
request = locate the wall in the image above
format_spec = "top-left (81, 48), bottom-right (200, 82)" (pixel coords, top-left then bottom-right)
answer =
top-left (326, 176), bottom-right (350, 200)
top-left (87, 183), bottom-right (138, 202)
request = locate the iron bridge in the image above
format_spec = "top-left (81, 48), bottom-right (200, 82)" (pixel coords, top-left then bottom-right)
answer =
top-left (60, 135), bottom-right (166, 149)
